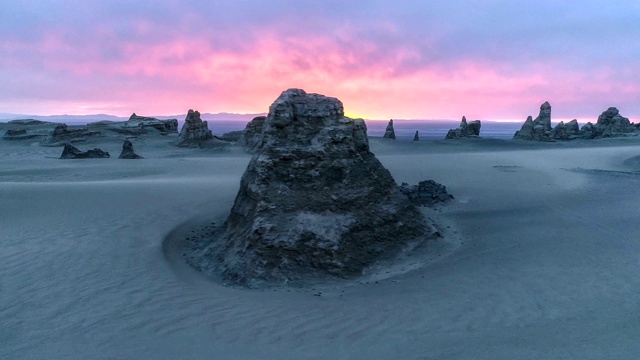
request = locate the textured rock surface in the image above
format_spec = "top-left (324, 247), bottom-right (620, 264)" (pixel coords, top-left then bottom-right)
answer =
top-left (550, 119), bottom-right (580, 140)
top-left (124, 113), bottom-right (178, 133)
top-left (593, 107), bottom-right (635, 137)
top-left (2, 129), bottom-right (41, 140)
top-left (413, 131), bottom-right (419, 141)
top-left (118, 140), bottom-right (143, 159)
top-left (445, 116), bottom-right (481, 139)
top-left (513, 102), bottom-right (552, 141)
top-left (189, 89), bottom-right (431, 287)
top-left (59, 143), bottom-right (110, 159)
top-left (399, 180), bottom-right (454, 206)
top-left (383, 119), bottom-right (396, 139)
top-left (241, 116), bottom-right (266, 149)
top-left (177, 110), bottom-right (214, 147)
top-left (43, 123), bottom-right (101, 146)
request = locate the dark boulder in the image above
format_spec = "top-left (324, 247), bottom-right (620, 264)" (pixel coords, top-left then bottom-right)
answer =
top-left (118, 140), bottom-right (143, 159)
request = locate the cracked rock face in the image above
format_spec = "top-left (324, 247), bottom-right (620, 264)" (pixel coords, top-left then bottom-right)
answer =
top-left (191, 89), bottom-right (430, 287)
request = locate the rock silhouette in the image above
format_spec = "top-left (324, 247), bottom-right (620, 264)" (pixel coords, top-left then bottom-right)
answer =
top-left (383, 119), bottom-right (396, 139)
top-left (445, 116), bottom-right (481, 139)
top-left (59, 143), bottom-right (110, 159)
top-left (118, 140), bottom-right (143, 159)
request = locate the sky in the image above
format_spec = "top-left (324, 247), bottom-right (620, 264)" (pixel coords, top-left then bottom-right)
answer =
top-left (1, 1), bottom-right (639, 122)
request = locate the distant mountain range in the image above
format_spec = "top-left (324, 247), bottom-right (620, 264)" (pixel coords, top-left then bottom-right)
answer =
top-left (0, 112), bottom-right (268, 124)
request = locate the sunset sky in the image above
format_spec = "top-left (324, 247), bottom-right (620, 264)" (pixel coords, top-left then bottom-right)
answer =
top-left (1, 1), bottom-right (639, 121)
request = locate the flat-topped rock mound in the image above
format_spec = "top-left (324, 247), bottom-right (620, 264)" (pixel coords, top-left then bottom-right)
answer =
top-left (186, 88), bottom-right (436, 287)
top-left (124, 113), bottom-right (178, 133)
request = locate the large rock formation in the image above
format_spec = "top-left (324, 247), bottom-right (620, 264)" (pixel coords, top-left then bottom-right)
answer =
top-left (43, 123), bottom-right (101, 146)
top-left (445, 116), bottom-right (481, 139)
top-left (383, 119), bottom-right (396, 139)
top-left (59, 143), bottom-right (110, 159)
top-left (177, 110), bottom-right (214, 147)
top-left (188, 89), bottom-right (432, 287)
top-left (124, 113), bottom-right (178, 133)
top-left (513, 102), bottom-right (552, 141)
top-left (240, 116), bottom-right (266, 149)
top-left (118, 140), bottom-right (143, 159)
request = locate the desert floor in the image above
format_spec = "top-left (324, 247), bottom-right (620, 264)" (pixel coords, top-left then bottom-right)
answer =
top-left (1, 135), bottom-right (640, 359)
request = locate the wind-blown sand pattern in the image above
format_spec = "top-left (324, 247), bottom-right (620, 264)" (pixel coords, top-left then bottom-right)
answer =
top-left (2, 131), bottom-right (640, 359)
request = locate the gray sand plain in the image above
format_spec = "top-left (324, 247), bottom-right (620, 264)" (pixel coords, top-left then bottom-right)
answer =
top-left (1, 133), bottom-right (640, 359)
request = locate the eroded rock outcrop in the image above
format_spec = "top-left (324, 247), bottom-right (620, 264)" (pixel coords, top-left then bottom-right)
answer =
top-left (383, 119), bottom-right (396, 139)
top-left (413, 131), bottom-right (419, 141)
top-left (188, 89), bottom-right (433, 286)
top-left (177, 110), bottom-right (214, 147)
top-left (399, 180), bottom-right (454, 207)
top-left (118, 140), bottom-right (143, 159)
top-left (43, 123), bottom-right (101, 146)
top-left (2, 129), bottom-right (41, 140)
top-left (124, 113), bottom-right (178, 133)
top-left (514, 102), bottom-right (552, 141)
top-left (59, 143), bottom-right (110, 159)
top-left (445, 116), bottom-right (481, 139)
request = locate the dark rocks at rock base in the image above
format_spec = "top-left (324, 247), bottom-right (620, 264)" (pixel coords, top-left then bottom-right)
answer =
top-left (383, 119), bottom-right (396, 139)
top-left (218, 130), bottom-right (244, 142)
top-left (241, 116), bottom-right (267, 149)
top-left (413, 131), bottom-right (419, 141)
top-left (399, 180), bottom-right (454, 207)
top-left (43, 123), bottom-right (102, 146)
top-left (513, 102), bottom-right (553, 141)
top-left (191, 88), bottom-right (432, 287)
top-left (445, 116), bottom-right (481, 139)
top-left (125, 113), bottom-right (179, 133)
top-left (118, 140), bottom-right (143, 159)
top-left (177, 109), bottom-right (214, 147)
top-left (59, 143), bottom-right (110, 159)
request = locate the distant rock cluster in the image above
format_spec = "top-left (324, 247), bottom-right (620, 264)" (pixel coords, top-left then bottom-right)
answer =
top-left (445, 116), bottom-right (481, 139)
top-left (186, 88), bottom-right (440, 287)
top-left (514, 102), bottom-right (639, 141)
top-left (43, 123), bottom-right (101, 146)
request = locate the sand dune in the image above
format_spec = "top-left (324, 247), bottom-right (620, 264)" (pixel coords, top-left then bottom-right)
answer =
top-left (1, 137), bottom-right (640, 359)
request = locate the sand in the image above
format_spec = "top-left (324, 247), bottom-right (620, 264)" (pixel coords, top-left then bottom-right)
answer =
top-left (1, 134), bottom-right (640, 359)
